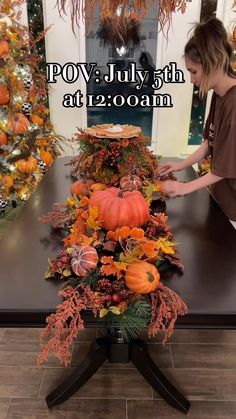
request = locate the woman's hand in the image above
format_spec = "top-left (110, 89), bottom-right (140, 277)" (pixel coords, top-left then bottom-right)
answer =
top-left (157, 161), bottom-right (183, 176)
top-left (161, 181), bottom-right (189, 198)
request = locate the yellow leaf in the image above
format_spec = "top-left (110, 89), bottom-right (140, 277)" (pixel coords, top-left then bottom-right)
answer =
top-left (99, 308), bottom-right (108, 318)
top-left (157, 237), bottom-right (175, 255)
top-left (67, 197), bottom-right (76, 207)
top-left (87, 205), bottom-right (103, 230)
top-left (114, 261), bottom-right (128, 271)
top-left (109, 306), bottom-right (121, 315)
top-left (66, 247), bottom-right (74, 254)
top-left (63, 268), bottom-right (72, 277)
top-left (44, 268), bottom-right (53, 279)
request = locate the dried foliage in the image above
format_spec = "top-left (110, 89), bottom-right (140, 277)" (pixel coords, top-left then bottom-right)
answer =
top-left (37, 284), bottom-right (100, 366)
top-left (56, 0), bottom-right (192, 36)
top-left (148, 282), bottom-right (187, 342)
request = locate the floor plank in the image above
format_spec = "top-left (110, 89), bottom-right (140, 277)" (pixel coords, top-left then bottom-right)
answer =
top-left (6, 398), bottom-right (126, 419)
top-left (127, 400), bottom-right (236, 418)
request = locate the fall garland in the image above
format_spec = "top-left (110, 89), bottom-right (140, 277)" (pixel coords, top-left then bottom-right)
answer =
top-left (37, 124), bottom-right (187, 367)
top-left (56, 0), bottom-right (192, 35)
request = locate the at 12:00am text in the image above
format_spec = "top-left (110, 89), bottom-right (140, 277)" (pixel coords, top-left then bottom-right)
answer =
top-left (62, 91), bottom-right (173, 108)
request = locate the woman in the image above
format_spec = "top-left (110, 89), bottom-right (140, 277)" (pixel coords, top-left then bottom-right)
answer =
top-left (158, 18), bottom-right (236, 224)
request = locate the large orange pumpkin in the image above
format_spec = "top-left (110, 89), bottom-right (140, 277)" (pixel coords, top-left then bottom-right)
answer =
top-left (89, 187), bottom-right (150, 231)
top-left (70, 180), bottom-right (89, 197)
top-left (125, 261), bottom-right (160, 294)
top-left (0, 40), bottom-right (9, 59)
top-left (40, 150), bottom-right (53, 166)
top-left (16, 156), bottom-right (38, 174)
top-left (8, 113), bottom-right (29, 134)
top-left (0, 85), bottom-right (10, 105)
top-left (0, 132), bottom-right (8, 145)
top-left (71, 245), bottom-right (98, 276)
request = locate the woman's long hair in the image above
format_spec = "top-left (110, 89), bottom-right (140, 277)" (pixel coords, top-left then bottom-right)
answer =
top-left (184, 18), bottom-right (235, 96)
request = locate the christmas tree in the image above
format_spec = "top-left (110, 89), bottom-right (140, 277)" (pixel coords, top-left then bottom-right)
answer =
top-left (0, 0), bottom-right (66, 212)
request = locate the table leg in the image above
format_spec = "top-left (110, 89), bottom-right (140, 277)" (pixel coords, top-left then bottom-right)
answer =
top-left (130, 339), bottom-right (190, 414)
top-left (46, 337), bottom-right (107, 408)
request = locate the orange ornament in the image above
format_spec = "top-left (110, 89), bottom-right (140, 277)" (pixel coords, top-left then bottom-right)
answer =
top-left (1, 175), bottom-right (13, 188)
top-left (0, 40), bottom-right (9, 59)
top-left (71, 245), bottom-right (98, 276)
top-left (16, 156), bottom-right (38, 174)
top-left (0, 85), bottom-right (10, 105)
top-left (8, 113), bottom-right (29, 134)
top-left (0, 132), bottom-right (8, 145)
top-left (89, 187), bottom-right (150, 231)
top-left (125, 261), bottom-right (160, 294)
top-left (120, 175), bottom-right (142, 191)
top-left (89, 182), bottom-right (108, 195)
top-left (31, 114), bottom-right (44, 125)
top-left (40, 150), bottom-right (53, 166)
top-left (70, 180), bottom-right (89, 197)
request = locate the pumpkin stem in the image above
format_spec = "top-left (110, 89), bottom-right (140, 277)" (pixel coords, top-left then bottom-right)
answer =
top-left (147, 271), bottom-right (155, 283)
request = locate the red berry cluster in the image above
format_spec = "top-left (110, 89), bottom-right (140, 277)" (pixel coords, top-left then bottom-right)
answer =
top-left (97, 149), bottom-right (106, 164)
top-left (110, 142), bottom-right (121, 167)
top-left (98, 278), bottom-right (113, 293)
top-left (51, 250), bottom-right (71, 272)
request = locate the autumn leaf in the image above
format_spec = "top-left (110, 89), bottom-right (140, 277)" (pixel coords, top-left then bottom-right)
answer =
top-left (44, 268), bottom-right (54, 279)
top-left (114, 261), bottom-right (128, 272)
top-left (86, 205), bottom-right (103, 230)
top-left (80, 235), bottom-right (94, 246)
top-left (99, 308), bottom-right (108, 318)
top-left (109, 306), bottom-right (121, 315)
top-left (63, 268), bottom-right (72, 277)
top-left (157, 237), bottom-right (176, 254)
top-left (103, 240), bottom-right (117, 252)
top-left (142, 183), bottom-right (157, 205)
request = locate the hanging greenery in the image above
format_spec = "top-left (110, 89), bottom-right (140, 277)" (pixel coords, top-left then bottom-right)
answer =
top-left (56, 0), bottom-right (192, 36)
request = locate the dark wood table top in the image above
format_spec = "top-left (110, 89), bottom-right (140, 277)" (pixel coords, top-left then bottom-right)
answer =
top-left (1, 157), bottom-right (236, 328)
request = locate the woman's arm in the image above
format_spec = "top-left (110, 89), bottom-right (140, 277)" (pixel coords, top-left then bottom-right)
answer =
top-left (158, 141), bottom-right (210, 176)
top-left (161, 172), bottom-right (223, 198)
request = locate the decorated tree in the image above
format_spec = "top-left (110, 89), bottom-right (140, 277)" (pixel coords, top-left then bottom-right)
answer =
top-left (0, 0), bottom-right (66, 210)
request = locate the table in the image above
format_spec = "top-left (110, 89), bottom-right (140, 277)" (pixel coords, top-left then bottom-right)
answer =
top-left (1, 157), bottom-right (236, 413)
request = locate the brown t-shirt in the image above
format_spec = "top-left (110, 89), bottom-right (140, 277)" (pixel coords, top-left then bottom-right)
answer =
top-left (203, 85), bottom-right (236, 221)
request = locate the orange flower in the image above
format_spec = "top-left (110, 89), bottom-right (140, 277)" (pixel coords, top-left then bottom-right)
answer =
top-left (130, 228), bottom-right (145, 239)
top-left (142, 240), bottom-right (158, 259)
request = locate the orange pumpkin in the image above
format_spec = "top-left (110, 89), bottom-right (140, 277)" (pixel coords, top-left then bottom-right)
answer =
top-left (16, 156), bottom-right (38, 174)
top-left (0, 132), bottom-right (8, 145)
top-left (0, 40), bottom-right (9, 59)
top-left (89, 182), bottom-right (107, 195)
top-left (120, 175), bottom-right (142, 191)
top-left (31, 114), bottom-right (44, 125)
top-left (0, 85), bottom-right (10, 105)
top-left (89, 187), bottom-right (150, 231)
top-left (71, 245), bottom-right (98, 276)
top-left (40, 150), bottom-right (53, 166)
top-left (85, 179), bottom-right (95, 188)
top-left (1, 175), bottom-right (13, 188)
top-left (125, 261), bottom-right (160, 294)
top-left (70, 180), bottom-right (89, 197)
top-left (8, 113), bottom-right (29, 134)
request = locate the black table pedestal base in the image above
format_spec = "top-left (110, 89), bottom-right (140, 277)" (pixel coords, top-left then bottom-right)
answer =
top-left (46, 333), bottom-right (190, 414)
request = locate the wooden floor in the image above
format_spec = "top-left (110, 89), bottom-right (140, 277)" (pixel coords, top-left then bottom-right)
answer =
top-left (0, 328), bottom-right (236, 418)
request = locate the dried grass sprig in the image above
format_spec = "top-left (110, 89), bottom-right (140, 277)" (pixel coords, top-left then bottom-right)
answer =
top-left (37, 284), bottom-right (100, 366)
top-left (148, 282), bottom-right (187, 342)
